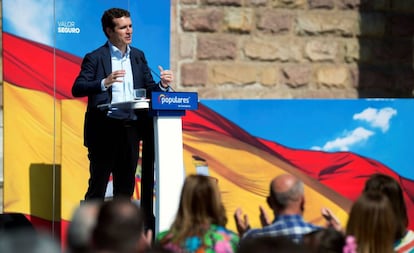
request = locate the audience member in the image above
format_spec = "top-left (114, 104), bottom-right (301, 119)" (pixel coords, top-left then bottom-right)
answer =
top-left (302, 227), bottom-right (345, 253)
top-left (91, 197), bottom-right (152, 253)
top-left (156, 174), bottom-right (239, 253)
top-left (363, 173), bottom-right (414, 252)
top-left (346, 191), bottom-right (396, 253)
top-left (0, 229), bottom-right (60, 253)
top-left (234, 173), bottom-right (320, 243)
top-left (66, 200), bottom-right (102, 253)
top-left (237, 235), bottom-right (310, 253)
top-left (0, 213), bottom-right (36, 233)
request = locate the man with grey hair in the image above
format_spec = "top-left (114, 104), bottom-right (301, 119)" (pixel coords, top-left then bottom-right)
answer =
top-left (234, 173), bottom-right (321, 243)
top-left (66, 200), bottom-right (102, 253)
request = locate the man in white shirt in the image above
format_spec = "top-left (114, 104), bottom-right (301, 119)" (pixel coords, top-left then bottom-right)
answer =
top-left (72, 8), bottom-right (173, 231)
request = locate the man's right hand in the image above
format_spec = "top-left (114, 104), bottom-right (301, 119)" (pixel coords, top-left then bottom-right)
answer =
top-left (104, 70), bottom-right (126, 88)
top-left (234, 208), bottom-right (250, 237)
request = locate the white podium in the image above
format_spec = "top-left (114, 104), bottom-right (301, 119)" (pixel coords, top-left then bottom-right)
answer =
top-left (152, 110), bottom-right (186, 233)
top-left (150, 91), bottom-right (198, 233)
top-left (97, 92), bottom-right (198, 234)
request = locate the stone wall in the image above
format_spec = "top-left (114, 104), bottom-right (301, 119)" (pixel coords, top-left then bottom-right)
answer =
top-left (171, 0), bottom-right (414, 98)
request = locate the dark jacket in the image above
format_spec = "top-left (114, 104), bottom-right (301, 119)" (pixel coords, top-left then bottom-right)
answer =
top-left (72, 43), bottom-right (162, 147)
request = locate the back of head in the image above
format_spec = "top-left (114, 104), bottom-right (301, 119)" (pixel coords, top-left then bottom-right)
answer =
top-left (363, 173), bottom-right (408, 239)
top-left (268, 174), bottom-right (304, 213)
top-left (346, 191), bottom-right (396, 253)
top-left (67, 200), bottom-right (101, 253)
top-left (238, 235), bottom-right (310, 253)
top-left (0, 230), bottom-right (60, 253)
top-left (168, 174), bottom-right (226, 242)
top-left (92, 197), bottom-right (145, 253)
top-left (302, 228), bottom-right (345, 253)
top-left (0, 213), bottom-right (35, 233)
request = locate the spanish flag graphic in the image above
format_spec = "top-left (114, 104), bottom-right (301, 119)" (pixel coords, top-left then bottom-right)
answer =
top-left (3, 33), bottom-right (414, 243)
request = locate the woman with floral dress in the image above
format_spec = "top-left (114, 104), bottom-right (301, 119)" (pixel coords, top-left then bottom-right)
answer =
top-left (156, 174), bottom-right (239, 253)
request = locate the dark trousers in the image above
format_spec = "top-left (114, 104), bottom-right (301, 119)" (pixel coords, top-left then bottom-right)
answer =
top-left (85, 118), bottom-right (140, 199)
top-left (84, 115), bottom-right (156, 232)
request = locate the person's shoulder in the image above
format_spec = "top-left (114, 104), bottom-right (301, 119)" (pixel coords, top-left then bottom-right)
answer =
top-left (291, 215), bottom-right (321, 230)
top-left (241, 226), bottom-right (281, 242)
top-left (401, 230), bottom-right (414, 246)
top-left (281, 214), bottom-right (318, 226)
top-left (404, 229), bottom-right (414, 239)
top-left (242, 226), bottom-right (269, 239)
top-left (395, 229), bottom-right (414, 252)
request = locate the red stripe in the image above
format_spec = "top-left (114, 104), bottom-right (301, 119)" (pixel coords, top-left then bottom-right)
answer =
top-left (3, 32), bottom-right (83, 100)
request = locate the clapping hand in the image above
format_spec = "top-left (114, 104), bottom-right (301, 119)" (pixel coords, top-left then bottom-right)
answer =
top-left (259, 205), bottom-right (272, 227)
top-left (321, 207), bottom-right (343, 232)
top-left (234, 208), bottom-right (250, 237)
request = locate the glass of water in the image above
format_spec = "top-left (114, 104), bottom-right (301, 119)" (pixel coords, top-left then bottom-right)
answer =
top-left (133, 88), bottom-right (146, 100)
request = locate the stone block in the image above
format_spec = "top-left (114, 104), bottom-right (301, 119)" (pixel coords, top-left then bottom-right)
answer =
top-left (260, 66), bottom-right (279, 86)
top-left (179, 34), bottom-right (195, 59)
top-left (181, 8), bottom-right (224, 32)
top-left (225, 8), bottom-right (254, 33)
top-left (181, 62), bottom-right (208, 86)
top-left (296, 12), bottom-right (358, 36)
top-left (316, 65), bottom-right (349, 87)
top-left (257, 10), bottom-right (293, 34)
top-left (209, 63), bottom-right (258, 85)
top-left (344, 39), bottom-right (360, 62)
top-left (197, 35), bottom-right (238, 60)
top-left (246, 0), bottom-right (268, 6)
top-left (309, 0), bottom-right (335, 9)
top-left (243, 39), bottom-right (302, 62)
top-left (271, 0), bottom-right (306, 8)
top-left (305, 40), bottom-right (338, 61)
top-left (281, 65), bottom-right (312, 87)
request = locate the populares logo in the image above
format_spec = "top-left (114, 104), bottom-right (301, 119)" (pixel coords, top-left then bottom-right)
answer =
top-left (57, 21), bottom-right (81, 34)
top-left (158, 94), bottom-right (191, 105)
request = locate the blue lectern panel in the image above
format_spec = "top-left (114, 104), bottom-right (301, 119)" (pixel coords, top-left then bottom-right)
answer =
top-left (151, 92), bottom-right (198, 111)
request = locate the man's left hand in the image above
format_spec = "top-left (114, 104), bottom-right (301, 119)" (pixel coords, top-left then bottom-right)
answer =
top-left (259, 205), bottom-right (272, 227)
top-left (158, 65), bottom-right (173, 88)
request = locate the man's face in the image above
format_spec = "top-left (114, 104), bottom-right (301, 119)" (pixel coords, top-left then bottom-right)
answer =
top-left (107, 16), bottom-right (132, 49)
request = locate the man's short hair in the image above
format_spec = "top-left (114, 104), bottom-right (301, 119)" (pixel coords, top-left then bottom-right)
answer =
top-left (92, 197), bottom-right (145, 253)
top-left (101, 8), bottom-right (131, 38)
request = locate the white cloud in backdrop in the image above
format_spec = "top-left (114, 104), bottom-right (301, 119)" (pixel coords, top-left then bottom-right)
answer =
top-left (353, 107), bottom-right (397, 132)
top-left (312, 107), bottom-right (397, 152)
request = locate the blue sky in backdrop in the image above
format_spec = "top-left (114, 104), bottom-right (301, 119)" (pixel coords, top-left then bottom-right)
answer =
top-left (201, 99), bottom-right (414, 180)
top-left (3, 0), bottom-right (170, 82)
